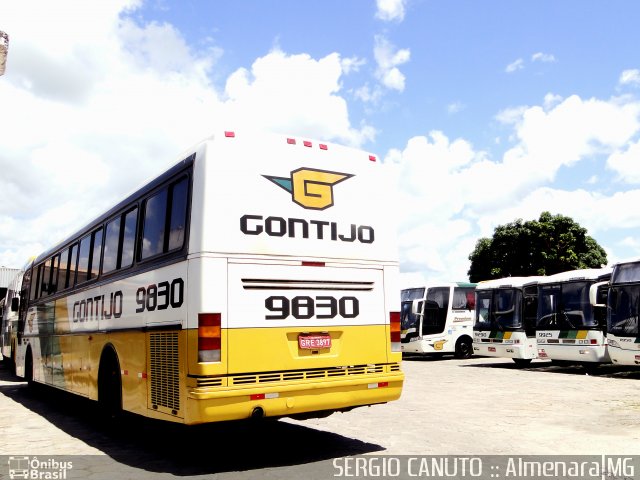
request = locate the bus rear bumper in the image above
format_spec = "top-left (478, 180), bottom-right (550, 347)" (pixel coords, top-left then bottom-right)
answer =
top-left (184, 372), bottom-right (404, 425)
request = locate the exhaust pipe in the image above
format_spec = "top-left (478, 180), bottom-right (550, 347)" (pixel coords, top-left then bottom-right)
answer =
top-left (251, 407), bottom-right (265, 419)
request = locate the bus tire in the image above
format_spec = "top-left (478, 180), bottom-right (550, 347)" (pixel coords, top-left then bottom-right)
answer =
top-left (454, 337), bottom-right (473, 359)
top-left (512, 358), bottom-right (532, 367)
top-left (98, 346), bottom-right (122, 420)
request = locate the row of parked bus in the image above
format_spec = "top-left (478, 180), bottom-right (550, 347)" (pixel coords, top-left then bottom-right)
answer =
top-left (400, 259), bottom-right (640, 368)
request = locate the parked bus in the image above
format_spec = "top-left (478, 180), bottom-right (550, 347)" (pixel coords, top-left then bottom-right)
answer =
top-left (606, 259), bottom-right (640, 366)
top-left (12, 130), bottom-right (404, 424)
top-left (0, 268), bottom-right (22, 371)
top-left (472, 277), bottom-right (542, 366)
top-left (536, 268), bottom-right (611, 366)
top-left (400, 283), bottom-right (476, 358)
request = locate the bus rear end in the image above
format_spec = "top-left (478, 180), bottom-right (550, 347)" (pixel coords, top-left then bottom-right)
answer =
top-left (183, 131), bottom-right (403, 424)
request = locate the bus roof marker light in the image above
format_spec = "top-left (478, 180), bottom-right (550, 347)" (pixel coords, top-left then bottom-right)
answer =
top-left (319, 144), bottom-right (328, 150)
top-left (303, 141), bottom-right (312, 147)
top-left (224, 131), bottom-right (235, 138)
top-left (287, 138), bottom-right (296, 145)
top-left (302, 261), bottom-right (325, 267)
top-left (369, 155), bottom-right (376, 162)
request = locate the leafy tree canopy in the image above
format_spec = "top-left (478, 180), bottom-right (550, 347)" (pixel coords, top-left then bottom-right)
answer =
top-left (467, 212), bottom-right (607, 283)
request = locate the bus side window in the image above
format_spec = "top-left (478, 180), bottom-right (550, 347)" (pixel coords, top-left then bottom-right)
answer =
top-left (121, 208), bottom-right (137, 268)
top-left (141, 188), bottom-right (168, 259)
top-left (76, 235), bottom-right (91, 284)
top-left (89, 228), bottom-right (103, 280)
top-left (68, 244), bottom-right (78, 287)
top-left (103, 217), bottom-right (120, 274)
top-left (57, 249), bottom-right (70, 292)
top-left (168, 177), bottom-right (188, 251)
top-left (140, 176), bottom-right (189, 261)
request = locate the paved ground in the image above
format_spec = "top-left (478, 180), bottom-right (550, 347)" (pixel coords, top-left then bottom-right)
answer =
top-left (1, 355), bottom-right (639, 479)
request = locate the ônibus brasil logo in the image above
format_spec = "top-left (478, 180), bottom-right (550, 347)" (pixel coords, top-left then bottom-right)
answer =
top-left (263, 168), bottom-right (354, 210)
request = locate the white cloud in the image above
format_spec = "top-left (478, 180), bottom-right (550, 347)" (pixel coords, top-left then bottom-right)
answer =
top-left (447, 101), bottom-right (465, 114)
top-left (505, 58), bottom-right (524, 73)
top-left (606, 138), bottom-right (640, 183)
top-left (373, 35), bottom-right (410, 92)
top-left (341, 56), bottom-right (366, 75)
top-left (375, 0), bottom-right (406, 22)
top-left (0, 2), bottom-right (376, 267)
top-left (532, 52), bottom-right (556, 63)
top-left (393, 94), bottom-right (640, 282)
top-left (619, 69), bottom-right (640, 87)
top-left (223, 49), bottom-right (374, 146)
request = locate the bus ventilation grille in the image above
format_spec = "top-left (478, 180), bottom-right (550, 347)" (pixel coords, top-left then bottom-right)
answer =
top-left (231, 364), bottom-right (392, 386)
top-left (150, 332), bottom-right (180, 412)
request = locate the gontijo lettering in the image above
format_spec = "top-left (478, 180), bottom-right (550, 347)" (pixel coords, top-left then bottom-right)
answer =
top-left (240, 215), bottom-right (374, 243)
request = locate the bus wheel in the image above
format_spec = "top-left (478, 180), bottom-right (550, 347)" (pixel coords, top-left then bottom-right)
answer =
top-left (98, 347), bottom-right (122, 420)
top-left (512, 358), bottom-right (532, 367)
top-left (454, 337), bottom-right (473, 359)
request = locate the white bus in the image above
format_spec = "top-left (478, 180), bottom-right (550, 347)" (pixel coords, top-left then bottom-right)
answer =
top-left (13, 130), bottom-right (404, 424)
top-left (0, 269), bottom-right (22, 372)
top-left (472, 277), bottom-right (542, 366)
top-left (606, 259), bottom-right (640, 366)
top-left (400, 283), bottom-right (476, 358)
top-left (536, 268), bottom-right (611, 366)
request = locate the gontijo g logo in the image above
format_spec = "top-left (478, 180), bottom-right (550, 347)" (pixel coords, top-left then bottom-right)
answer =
top-left (263, 168), bottom-right (353, 210)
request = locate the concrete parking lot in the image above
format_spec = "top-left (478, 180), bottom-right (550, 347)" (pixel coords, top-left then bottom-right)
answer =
top-left (1, 356), bottom-right (639, 478)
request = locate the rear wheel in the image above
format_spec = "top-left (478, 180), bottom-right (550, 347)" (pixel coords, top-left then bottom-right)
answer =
top-left (454, 337), bottom-right (473, 359)
top-left (98, 347), bottom-right (122, 420)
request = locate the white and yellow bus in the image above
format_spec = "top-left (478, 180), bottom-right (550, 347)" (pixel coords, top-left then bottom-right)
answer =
top-left (400, 283), bottom-right (476, 358)
top-left (536, 268), bottom-right (611, 366)
top-left (13, 130), bottom-right (403, 424)
top-left (605, 259), bottom-right (640, 366)
top-left (472, 277), bottom-right (542, 366)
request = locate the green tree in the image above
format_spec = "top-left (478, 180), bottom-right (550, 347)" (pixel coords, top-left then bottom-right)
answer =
top-left (467, 212), bottom-right (607, 282)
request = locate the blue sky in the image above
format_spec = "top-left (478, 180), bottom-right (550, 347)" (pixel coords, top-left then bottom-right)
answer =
top-left (2, 0), bottom-right (640, 286)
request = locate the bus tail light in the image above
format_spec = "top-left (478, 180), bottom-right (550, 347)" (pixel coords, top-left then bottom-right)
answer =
top-left (390, 312), bottom-right (401, 352)
top-left (198, 313), bottom-right (221, 362)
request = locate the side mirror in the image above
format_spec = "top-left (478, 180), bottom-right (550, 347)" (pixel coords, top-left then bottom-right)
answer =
top-left (589, 281), bottom-right (608, 307)
top-left (411, 300), bottom-right (424, 316)
top-left (11, 297), bottom-right (19, 312)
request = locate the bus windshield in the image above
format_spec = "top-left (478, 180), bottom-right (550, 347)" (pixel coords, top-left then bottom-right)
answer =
top-left (608, 285), bottom-right (640, 337)
top-left (537, 281), bottom-right (595, 329)
top-left (400, 288), bottom-right (425, 332)
top-left (474, 288), bottom-right (522, 330)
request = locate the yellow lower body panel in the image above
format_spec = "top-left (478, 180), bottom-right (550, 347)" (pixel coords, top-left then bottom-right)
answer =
top-left (185, 371), bottom-right (404, 424)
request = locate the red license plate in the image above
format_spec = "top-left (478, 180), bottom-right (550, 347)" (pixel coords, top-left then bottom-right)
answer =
top-left (299, 335), bottom-right (331, 349)
top-left (488, 346), bottom-right (496, 352)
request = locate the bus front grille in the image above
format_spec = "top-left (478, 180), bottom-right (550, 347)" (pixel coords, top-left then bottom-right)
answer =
top-left (150, 332), bottom-right (180, 412)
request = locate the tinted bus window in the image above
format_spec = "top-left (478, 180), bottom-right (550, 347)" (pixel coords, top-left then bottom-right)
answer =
top-left (121, 208), bottom-right (137, 268)
top-left (103, 218), bottom-right (121, 274)
top-left (68, 244), bottom-right (78, 287)
top-left (168, 178), bottom-right (188, 251)
top-left (90, 229), bottom-right (103, 279)
top-left (77, 235), bottom-right (91, 284)
top-left (57, 249), bottom-right (69, 291)
top-left (141, 188), bottom-right (168, 259)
